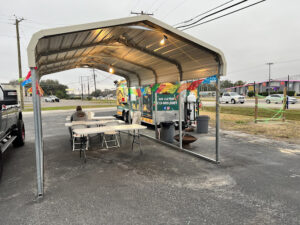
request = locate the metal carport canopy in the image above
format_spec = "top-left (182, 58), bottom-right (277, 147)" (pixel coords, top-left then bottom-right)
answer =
top-left (27, 15), bottom-right (226, 197)
top-left (27, 15), bottom-right (226, 85)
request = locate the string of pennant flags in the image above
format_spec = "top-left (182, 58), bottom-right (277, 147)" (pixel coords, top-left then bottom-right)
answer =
top-left (129, 75), bottom-right (217, 97)
top-left (18, 68), bottom-right (44, 96)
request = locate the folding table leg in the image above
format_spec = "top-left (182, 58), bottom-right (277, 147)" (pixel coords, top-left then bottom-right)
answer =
top-left (131, 130), bottom-right (135, 151)
top-left (138, 131), bottom-right (142, 155)
top-left (80, 136), bottom-right (87, 163)
top-left (118, 131), bottom-right (122, 145)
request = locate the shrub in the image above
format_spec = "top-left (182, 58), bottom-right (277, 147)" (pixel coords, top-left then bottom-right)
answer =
top-left (248, 91), bottom-right (255, 97)
top-left (259, 92), bottom-right (269, 96)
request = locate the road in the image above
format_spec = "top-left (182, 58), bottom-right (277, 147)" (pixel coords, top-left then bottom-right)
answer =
top-left (0, 108), bottom-right (300, 224)
top-left (24, 99), bottom-right (115, 108)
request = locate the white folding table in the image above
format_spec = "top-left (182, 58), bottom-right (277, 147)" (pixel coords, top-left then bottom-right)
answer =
top-left (65, 120), bottom-right (124, 127)
top-left (73, 124), bottom-right (147, 162)
top-left (66, 115), bottom-right (116, 121)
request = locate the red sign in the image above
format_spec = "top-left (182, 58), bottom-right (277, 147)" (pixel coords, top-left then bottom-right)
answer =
top-left (263, 82), bottom-right (266, 87)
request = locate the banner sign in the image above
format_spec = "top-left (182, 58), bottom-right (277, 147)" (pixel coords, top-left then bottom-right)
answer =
top-left (155, 94), bottom-right (179, 111)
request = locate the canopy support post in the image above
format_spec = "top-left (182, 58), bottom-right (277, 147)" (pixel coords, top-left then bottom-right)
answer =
top-left (154, 92), bottom-right (158, 139)
top-left (178, 87), bottom-right (183, 149)
top-left (31, 68), bottom-right (44, 197)
top-left (127, 84), bottom-right (132, 124)
top-left (215, 64), bottom-right (221, 163)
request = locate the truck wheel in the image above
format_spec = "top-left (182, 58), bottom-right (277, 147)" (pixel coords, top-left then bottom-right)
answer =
top-left (13, 120), bottom-right (25, 147)
top-left (125, 111), bottom-right (129, 123)
top-left (231, 99), bottom-right (236, 104)
top-left (122, 111), bottom-right (126, 121)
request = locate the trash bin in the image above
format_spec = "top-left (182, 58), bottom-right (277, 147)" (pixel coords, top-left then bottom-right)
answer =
top-left (160, 121), bottom-right (175, 143)
top-left (196, 116), bottom-right (210, 133)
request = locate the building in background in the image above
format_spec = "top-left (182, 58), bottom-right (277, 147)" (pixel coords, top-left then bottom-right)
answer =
top-left (224, 79), bottom-right (300, 96)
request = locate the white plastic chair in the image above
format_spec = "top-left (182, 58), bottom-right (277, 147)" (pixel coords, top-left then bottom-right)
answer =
top-left (72, 125), bottom-right (89, 151)
top-left (101, 121), bottom-right (120, 149)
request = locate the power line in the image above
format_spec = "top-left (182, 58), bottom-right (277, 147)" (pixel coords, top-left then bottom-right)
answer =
top-left (161, 0), bottom-right (188, 20)
top-left (181, 0), bottom-right (266, 30)
top-left (147, 0), bottom-right (161, 12)
top-left (173, 0), bottom-right (234, 26)
top-left (153, 0), bottom-right (169, 13)
top-left (176, 0), bottom-right (249, 29)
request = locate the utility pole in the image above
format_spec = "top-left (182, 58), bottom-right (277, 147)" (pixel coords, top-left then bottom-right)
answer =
top-left (93, 68), bottom-right (97, 92)
top-left (266, 62), bottom-right (274, 95)
top-left (287, 75), bottom-right (290, 92)
top-left (80, 76), bottom-right (83, 100)
top-left (15, 16), bottom-right (25, 109)
top-left (131, 11), bottom-right (154, 16)
top-left (87, 78), bottom-right (90, 97)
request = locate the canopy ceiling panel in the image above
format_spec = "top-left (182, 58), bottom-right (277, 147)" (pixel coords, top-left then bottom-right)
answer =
top-left (28, 15), bottom-right (226, 87)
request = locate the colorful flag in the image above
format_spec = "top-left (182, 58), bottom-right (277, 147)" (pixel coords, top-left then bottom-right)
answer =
top-left (188, 79), bottom-right (204, 90)
top-left (37, 82), bottom-right (44, 96)
top-left (128, 88), bottom-right (134, 95)
top-left (18, 77), bottom-right (24, 82)
top-left (168, 83), bottom-right (180, 94)
top-left (151, 83), bottom-right (160, 92)
top-left (27, 87), bottom-right (32, 94)
top-left (159, 83), bottom-right (173, 93)
top-left (140, 87), bottom-right (144, 95)
top-left (156, 83), bottom-right (166, 93)
top-left (24, 70), bottom-right (31, 80)
top-left (21, 78), bottom-right (32, 86)
top-left (177, 82), bottom-right (191, 93)
top-left (143, 86), bottom-right (149, 95)
top-left (136, 88), bottom-right (142, 97)
top-left (202, 75), bottom-right (217, 84)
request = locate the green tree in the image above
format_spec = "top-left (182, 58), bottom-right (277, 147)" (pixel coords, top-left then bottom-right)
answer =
top-left (40, 79), bottom-right (68, 98)
top-left (233, 80), bottom-right (246, 86)
top-left (221, 80), bottom-right (234, 89)
top-left (91, 89), bottom-right (102, 98)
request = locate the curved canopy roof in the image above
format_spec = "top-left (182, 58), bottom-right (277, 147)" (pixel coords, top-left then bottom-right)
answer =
top-left (27, 15), bottom-right (226, 86)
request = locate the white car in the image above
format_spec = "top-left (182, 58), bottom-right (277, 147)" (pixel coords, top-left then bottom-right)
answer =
top-left (44, 96), bottom-right (55, 102)
top-left (265, 94), bottom-right (297, 104)
top-left (220, 92), bottom-right (245, 104)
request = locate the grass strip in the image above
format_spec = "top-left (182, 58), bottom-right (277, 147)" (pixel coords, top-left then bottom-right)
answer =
top-left (23, 104), bottom-right (116, 112)
top-left (202, 106), bottom-right (300, 121)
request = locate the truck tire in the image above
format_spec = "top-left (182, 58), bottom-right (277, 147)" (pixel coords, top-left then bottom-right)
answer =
top-left (122, 111), bottom-right (126, 121)
top-left (125, 111), bottom-right (129, 123)
top-left (13, 120), bottom-right (25, 147)
top-left (231, 99), bottom-right (236, 104)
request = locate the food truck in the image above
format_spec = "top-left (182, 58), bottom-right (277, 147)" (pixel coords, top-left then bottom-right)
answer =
top-left (116, 80), bottom-right (185, 126)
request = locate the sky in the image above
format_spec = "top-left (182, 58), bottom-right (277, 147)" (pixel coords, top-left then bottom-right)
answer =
top-left (0, 0), bottom-right (299, 93)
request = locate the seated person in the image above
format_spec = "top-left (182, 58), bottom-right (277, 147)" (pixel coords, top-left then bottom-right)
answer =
top-left (71, 106), bottom-right (87, 121)
top-left (69, 106), bottom-right (87, 140)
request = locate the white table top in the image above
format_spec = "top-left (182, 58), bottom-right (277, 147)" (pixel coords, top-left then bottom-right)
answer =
top-left (90, 116), bottom-right (116, 120)
top-left (65, 120), bottom-right (124, 127)
top-left (73, 124), bottom-right (147, 135)
top-left (66, 115), bottom-right (116, 121)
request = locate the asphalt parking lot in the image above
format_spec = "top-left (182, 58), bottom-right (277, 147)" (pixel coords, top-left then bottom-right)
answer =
top-left (0, 108), bottom-right (300, 224)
